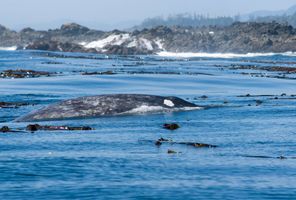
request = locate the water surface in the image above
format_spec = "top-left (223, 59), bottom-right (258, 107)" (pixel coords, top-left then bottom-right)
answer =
top-left (0, 50), bottom-right (296, 199)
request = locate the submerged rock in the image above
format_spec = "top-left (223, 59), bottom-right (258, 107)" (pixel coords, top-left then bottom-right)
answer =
top-left (199, 95), bottom-right (208, 99)
top-left (255, 100), bottom-right (263, 106)
top-left (167, 149), bottom-right (179, 154)
top-left (0, 126), bottom-right (10, 133)
top-left (163, 123), bottom-right (180, 130)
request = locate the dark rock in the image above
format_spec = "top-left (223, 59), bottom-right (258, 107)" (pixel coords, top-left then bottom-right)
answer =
top-left (0, 126), bottom-right (10, 133)
top-left (26, 124), bottom-right (41, 132)
top-left (2, 21), bottom-right (296, 55)
top-left (167, 149), bottom-right (178, 154)
top-left (25, 40), bottom-right (97, 53)
top-left (60, 23), bottom-right (90, 35)
top-left (255, 100), bottom-right (263, 106)
top-left (103, 45), bottom-right (153, 55)
top-left (163, 123), bottom-right (180, 130)
top-left (155, 140), bottom-right (162, 146)
top-left (20, 27), bottom-right (35, 33)
top-left (199, 95), bottom-right (208, 99)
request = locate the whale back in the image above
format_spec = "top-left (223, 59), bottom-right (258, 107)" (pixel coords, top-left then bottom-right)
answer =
top-left (16, 94), bottom-right (199, 122)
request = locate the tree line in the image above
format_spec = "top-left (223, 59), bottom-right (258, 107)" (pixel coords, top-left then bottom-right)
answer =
top-left (134, 12), bottom-right (296, 29)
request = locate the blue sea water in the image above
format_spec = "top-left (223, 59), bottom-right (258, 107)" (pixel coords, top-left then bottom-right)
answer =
top-left (0, 50), bottom-right (296, 199)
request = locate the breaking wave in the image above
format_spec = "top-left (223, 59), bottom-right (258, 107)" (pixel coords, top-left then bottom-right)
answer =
top-left (0, 46), bottom-right (17, 51)
top-left (157, 51), bottom-right (296, 58)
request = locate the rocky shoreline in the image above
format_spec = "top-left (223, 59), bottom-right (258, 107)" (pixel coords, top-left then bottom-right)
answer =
top-left (1, 22), bottom-right (296, 55)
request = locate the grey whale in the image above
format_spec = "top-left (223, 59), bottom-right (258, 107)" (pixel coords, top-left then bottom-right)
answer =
top-left (16, 94), bottom-right (201, 122)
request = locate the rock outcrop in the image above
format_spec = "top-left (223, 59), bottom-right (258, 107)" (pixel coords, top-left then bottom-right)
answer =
top-left (1, 22), bottom-right (296, 55)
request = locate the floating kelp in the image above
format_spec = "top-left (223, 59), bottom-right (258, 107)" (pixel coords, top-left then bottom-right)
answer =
top-left (123, 71), bottom-right (214, 76)
top-left (0, 126), bottom-right (24, 133)
top-left (153, 138), bottom-right (217, 148)
top-left (237, 93), bottom-right (288, 98)
top-left (237, 94), bottom-right (275, 98)
top-left (26, 124), bottom-right (93, 132)
top-left (225, 64), bottom-right (296, 73)
top-left (167, 149), bottom-right (181, 154)
top-left (0, 69), bottom-right (53, 79)
top-left (0, 101), bottom-right (30, 108)
top-left (81, 70), bottom-right (115, 75)
top-left (242, 155), bottom-right (296, 160)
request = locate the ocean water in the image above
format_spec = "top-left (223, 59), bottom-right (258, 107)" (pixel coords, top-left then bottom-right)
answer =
top-left (0, 50), bottom-right (296, 199)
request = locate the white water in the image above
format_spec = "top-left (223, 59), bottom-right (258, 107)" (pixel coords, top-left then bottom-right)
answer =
top-left (157, 51), bottom-right (296, 58)
top-left (82, 34), bottom-right (164, 51)
top-left (155, 39), bottom-right (164, 50)
top-left (122, 105), bottom-right (202, 115)
top-left (0, 46), bottom-right (17, 51)
top-left (139, 38), bottom-right (153, 51)
top-left (84, 34), bottom-right (130, 49)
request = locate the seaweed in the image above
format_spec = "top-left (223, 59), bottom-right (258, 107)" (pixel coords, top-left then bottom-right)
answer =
top-left (26, 124), bottom-right (93, 132)
top-left (0, 69), bottom-right (54, 79)
top-left (153, 138), bottom-right (217, 148)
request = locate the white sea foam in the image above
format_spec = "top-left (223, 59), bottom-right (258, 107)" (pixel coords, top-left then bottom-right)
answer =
top-left (157, 51), bottom-right (296, 58)
top-left (84, 34), bottom-right (130, 49)
top-left (155, 39), bottom-right (164, 50)
top-left (139, 38), bottom-right (153, 50)
top-left (0, 46), bottom-right (17, 51)
top-left (121, 105), bottom-right (202, 115)
top-left (128, 37), bottom-right (156, 50)
top-left (83, 35), bottom-right (163, 51)
top-left (127, 40), bottom-right (137, 48)
top-left (123, 105), bottom-right (167, 114)
top-left (79, 42), bottom-right (87, 46)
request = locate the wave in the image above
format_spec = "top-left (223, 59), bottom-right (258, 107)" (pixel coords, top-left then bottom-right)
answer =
top-left (0, 46), bottom-right (17, 51)
top-left (157, 51), bottom-right (296, 58)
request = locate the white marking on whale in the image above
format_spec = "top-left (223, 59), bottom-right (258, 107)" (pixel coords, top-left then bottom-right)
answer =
top-left (164, 99), bottom-right (174, 107)
top-left (16, 94), bottom-right (201, 122)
